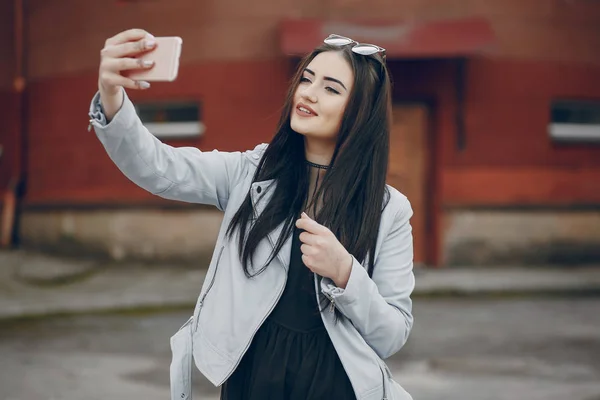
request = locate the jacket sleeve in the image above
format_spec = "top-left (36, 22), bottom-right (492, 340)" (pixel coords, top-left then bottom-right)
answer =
top-left (321, 195), bottom-right (415, 359)
top-left (88, 89), bottom-right (259, 211)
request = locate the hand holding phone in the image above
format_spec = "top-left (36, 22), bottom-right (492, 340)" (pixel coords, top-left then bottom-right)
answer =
top-left (98, 29), bottom-right (183, 119)
top-left (126, 36), bottom-right (182, 82)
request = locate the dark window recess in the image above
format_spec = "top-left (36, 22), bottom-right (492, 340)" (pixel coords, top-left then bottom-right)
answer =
top-left (549, 100), bottom-right (600, 143)
top-left (135, 101), bottom-right (205, 139)
top-left (137, 102), bottom-right (199, 123)
top-left (551, 100), bottom-right (600, 125)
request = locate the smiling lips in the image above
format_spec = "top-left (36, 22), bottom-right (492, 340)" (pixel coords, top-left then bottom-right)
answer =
top-left (296, 103), bottom-right (318, 117)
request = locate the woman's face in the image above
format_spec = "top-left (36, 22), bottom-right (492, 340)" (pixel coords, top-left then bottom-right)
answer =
top-left (290, 51), bottom-right (354, 141)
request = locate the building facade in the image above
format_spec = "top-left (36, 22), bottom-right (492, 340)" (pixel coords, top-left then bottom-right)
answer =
top-left (1, 0), bottom-right (600, 266)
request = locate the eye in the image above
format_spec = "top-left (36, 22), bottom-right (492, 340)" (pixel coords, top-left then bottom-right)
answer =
top-left (300, 77), bottom-right (311, 83)
top-left (325, 87), bottom-right (341, 95)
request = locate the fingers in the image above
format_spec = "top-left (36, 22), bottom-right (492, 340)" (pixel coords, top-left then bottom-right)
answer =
top-left (301, 254), bottom-right (313, 269)
top-left (99, 29), bottom-right (156, 95)
top-left (99, 71), bottom-right (151, 90)
top-left (300, 244), bottom-right (317, 256)
top-left (295, 212), bottom-right (329, 235)
top-left (299, 231), bottom-right (322, 246)
top-left (105, 28), bottom-right (153, 47)
top-left (101, 39), bottom-right (157, 59)
top-left (103, 57), bottom-right (155, 72)
top-left (99, 56), bottom-right (153, 91)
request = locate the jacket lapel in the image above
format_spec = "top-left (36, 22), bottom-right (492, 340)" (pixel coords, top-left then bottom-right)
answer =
top-left (250, 179), bottom-right (292, 270)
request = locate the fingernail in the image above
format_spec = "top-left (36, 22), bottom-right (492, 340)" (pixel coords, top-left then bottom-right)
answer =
top-left (138, 81), bottom-right (150, 89)
top-left (145, 33), bottom-right (155, 39)
top-left (143, 60), bottom-right (154, 67)
top-left (301, 212), bottom-right (308, 218)
top-left (145, 40), bottom-right (156, 49)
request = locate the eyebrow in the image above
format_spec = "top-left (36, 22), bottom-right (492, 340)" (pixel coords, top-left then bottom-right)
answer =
top-left (304, 68), bottom-right (348, 91)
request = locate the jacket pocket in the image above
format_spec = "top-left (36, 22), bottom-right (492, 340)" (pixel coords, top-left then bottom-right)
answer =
top-left (194, 245), bottom-right (225, 332)
top-left (170, 316), bottom-right (193, 400)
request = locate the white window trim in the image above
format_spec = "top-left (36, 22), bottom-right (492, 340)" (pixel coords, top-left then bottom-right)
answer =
top-left (548, 123), bottom-right (600, 142)
top-left (145, 121), bottom-right (206, 139)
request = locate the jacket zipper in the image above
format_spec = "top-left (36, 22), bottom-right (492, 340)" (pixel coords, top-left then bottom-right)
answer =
top-left (194, 245), bottom-right (224, 332)
top-left (380, 362), bottom-right (389, 400)
top-left (217, 210), bottom-right (288, 386)
top-left (323, 290), bottom-right (336, 313)
top-left (219, 270), bottom-right (286, 385)
top-left (219, 202), bottom-right (287, 385)
top-left (376, 352), bottom-right (394, 400)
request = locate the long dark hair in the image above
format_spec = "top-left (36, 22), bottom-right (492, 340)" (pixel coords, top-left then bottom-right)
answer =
top-left (227, 43), bottom-right (392, 279)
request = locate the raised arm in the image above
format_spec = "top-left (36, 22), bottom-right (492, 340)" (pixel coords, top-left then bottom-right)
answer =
top-left (89, 28), bottom-right (251, 210)
top-left (90, 89), bottom-right (252, 210)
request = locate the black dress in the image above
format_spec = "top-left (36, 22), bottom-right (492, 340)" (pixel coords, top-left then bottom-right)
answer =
top-left (220, 227), bottom-right (357, 400)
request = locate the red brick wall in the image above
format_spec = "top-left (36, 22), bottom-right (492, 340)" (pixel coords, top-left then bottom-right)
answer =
top-left (0, 0), bottom-right (14, 90)
top-left (25, 0), bottom-right (325, 79)
top-left (0, 91), bottom-right (21, 193)
top-left (444, 58), bottom-right (600, 206)
top-left (458, 59), bottom-right (600, 168)
top-left (24, 0), bottom-right (600, 80)
top-left (390, 57), bottom-right (600, 207)
top-left (24, 55), bottom-right (600, 207)
top-left (13, 0), bottom-right (600, 207)
top-left (24, 60), bottom-right (291, 205)
top-left (0, 0), bottom-right (18, 194)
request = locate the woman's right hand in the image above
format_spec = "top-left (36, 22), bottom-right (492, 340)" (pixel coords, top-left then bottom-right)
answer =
top-left (98, 29), bottom-right (157, 120)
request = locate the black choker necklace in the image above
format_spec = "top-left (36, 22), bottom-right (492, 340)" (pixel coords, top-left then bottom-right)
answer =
top-left (306, 160), bottom-right (330, 170)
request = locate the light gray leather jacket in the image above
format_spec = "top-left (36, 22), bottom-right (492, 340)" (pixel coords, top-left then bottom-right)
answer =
top-left (88, 89), bottom-right (415, 400)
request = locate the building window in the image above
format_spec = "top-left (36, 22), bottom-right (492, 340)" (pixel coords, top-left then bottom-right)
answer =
top-left (135, 101), bottom-right (205, 139)
top-left (549, 100), bottom-right (600, 143)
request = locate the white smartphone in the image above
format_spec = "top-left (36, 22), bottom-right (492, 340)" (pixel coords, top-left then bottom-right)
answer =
top-left (127, 36), bottom-right (183, 82)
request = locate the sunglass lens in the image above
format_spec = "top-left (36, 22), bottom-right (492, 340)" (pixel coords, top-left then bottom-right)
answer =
top-left (325, 37), bottom-right (354, 46)
top-left (352, 44), bottom-right (380, 55)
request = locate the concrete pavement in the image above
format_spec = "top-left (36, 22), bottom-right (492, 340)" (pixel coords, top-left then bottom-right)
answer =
top-left (2, 299), bottom-right (600, 400)
top-left (1, 249), bottom-right (600, 321)
top-left (2, 249), bottom-right (600, 400)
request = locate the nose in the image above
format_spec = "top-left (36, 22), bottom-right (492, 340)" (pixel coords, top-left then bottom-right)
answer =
top-left (299, 84), bottom-right (318, 103)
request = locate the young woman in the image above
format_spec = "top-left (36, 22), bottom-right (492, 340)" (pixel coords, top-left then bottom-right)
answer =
top-left (90, 29), bottom-right (415, 400)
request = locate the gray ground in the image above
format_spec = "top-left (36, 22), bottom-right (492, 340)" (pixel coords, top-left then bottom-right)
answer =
top-left (1, 297), bottom-right (600, 400)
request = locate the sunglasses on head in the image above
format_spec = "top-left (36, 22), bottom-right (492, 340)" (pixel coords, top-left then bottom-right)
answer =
top-left (324, 34), bottom-right (387, 61)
